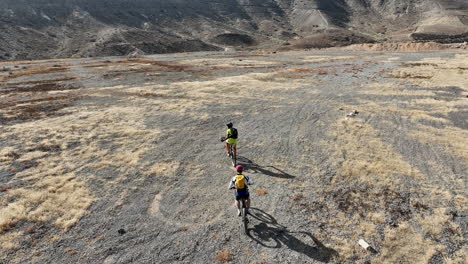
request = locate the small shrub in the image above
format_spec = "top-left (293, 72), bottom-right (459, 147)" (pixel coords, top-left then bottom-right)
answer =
top-left (255, 189), bottom-right (268, 196)
top-left (291, 194), bottom-right (303, 201)
top-left (215, 249), bottom-right (233, 263)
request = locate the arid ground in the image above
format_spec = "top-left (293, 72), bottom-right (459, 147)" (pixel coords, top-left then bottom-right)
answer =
top-left (0, 50), bottom-right (467, 263)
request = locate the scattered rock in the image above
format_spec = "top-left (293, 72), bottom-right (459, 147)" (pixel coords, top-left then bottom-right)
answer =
top-left (346, 110), bottom-right (359, 117)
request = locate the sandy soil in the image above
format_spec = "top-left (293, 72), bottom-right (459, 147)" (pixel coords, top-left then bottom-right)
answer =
top-left (0, 50), bottom-right (467, 263)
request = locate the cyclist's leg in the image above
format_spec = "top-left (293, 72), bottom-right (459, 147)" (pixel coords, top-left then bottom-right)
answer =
top-left (235, 195), bottom-right (241, 216)
top-left (234, 193), bottom-right (241, 209)
top-left (232, 139), bottom-right (238, 155)
top-left (225, 143), bottom-right (231, 154)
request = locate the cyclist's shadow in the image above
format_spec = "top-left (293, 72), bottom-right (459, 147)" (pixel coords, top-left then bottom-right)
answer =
top-left (237, 156), bottom-right (295, 179)
top-left (247, 208), bottom-right (338, 263)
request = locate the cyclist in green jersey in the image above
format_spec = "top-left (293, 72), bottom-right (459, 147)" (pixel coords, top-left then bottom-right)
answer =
top-left (225, 122), bottom-right (238, 156)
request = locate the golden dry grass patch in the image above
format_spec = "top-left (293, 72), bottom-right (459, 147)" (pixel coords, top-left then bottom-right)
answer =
top-left (376, 222), bottom-right (443, 264)
top-left (0, 147), bottom-right (19, 162)
top-left (255, 189), bottom-right (268, 196)
top-left (411, 124), bottom-right (468, 163)
top-left (362, 82), bottom-right (433, 97)
top-left (445, 246), bottom-right (468, 264)
top-left (0, 231), bottom-right (21, 251)
top-left (147, 162), bottom-right (180, 177)
top-left (0, 100), bottom-right (163, 246)
top-left (453, 195), bottom-right (468, 211)
top-left (303, 55), bottom-right (358, 63)
top-left (355, 102), bottom-right (452, 124)
top-left (331, 118), bottom-right (422, 185)
top-left (177, 58), bottom-right (279, 68)
top-left (392, 54), bottom-right (468, 90)
top-left (215, 249), bottom-right (233, 263)
top-left (417, 208), bottom-right (453, 239)
top-left (16, 151), bottom-right (49, 162)
top-left (109, 70), bottom-right (320, 118)
top-left (0, 173), bottom-right (94, 233)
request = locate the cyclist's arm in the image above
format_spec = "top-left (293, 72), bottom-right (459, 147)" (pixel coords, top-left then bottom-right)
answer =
top-left (228, 178), bottom-right (235, 189)
top-left (246, 175), bottom-right (253, 185)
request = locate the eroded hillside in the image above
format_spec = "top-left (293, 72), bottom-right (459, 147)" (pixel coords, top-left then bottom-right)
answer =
top-left (0, 0), bottom-right (467, 60)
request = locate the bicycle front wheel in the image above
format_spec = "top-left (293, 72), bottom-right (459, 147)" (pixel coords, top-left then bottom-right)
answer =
top-left (242, 207), bottom-right (248, 234)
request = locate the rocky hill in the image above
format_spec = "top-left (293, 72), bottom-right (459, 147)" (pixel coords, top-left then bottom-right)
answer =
top-left (1, 0), bottom-right (467, 60)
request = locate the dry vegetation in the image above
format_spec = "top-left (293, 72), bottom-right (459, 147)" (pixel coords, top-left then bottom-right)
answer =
top-left (322, 53), bottom-right (468, 263)
top-left (215, 248), bottom-right (233, 263)
top-left (0, 51), bottom-right (466, 263)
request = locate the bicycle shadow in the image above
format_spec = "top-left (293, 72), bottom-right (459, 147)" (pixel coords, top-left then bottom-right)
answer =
top-left (237, 156), bottom-right (295, 179)
top-left (247, 208), bottom-right (338, 263)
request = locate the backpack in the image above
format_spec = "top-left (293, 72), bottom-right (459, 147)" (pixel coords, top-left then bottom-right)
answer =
top-left (230, 128), bottom-right (238, 139)
top-left (235, 174), bottom-right (246, 190)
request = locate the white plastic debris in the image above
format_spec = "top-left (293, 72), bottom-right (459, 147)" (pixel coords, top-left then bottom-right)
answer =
top-left (346, 110), bottom-right (359, 117)
top-left (358, 239), bottom-right (370, 249)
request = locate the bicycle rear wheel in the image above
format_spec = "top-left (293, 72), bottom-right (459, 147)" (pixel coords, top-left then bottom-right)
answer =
top-left (242, 200), bottom-right (248, 234)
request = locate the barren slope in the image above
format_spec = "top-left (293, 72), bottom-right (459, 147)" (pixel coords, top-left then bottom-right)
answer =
top-left (1, 0), bottom-right (467, 60)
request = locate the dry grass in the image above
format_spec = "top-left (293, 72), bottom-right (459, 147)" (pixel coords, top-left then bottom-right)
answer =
top-left (375, 105), bottom-right (451, 124)
top-left (215, 249), bottom-right (233, 263)
top-left (243, 247), bottom-right (253, 257)
top-left (445, 246), bottom-right (468, 264)
top-left (0, 102), bottom-right (161, 247)
top-left (376, 222), bottom-right (442, 264)
top-left (362, 82), bottom-right (433, 96)
top-left (0, 231), bottom-right (21, 251)
top-left (147, 162), bottom-right (180, 177)
top-left (411, 125), bottom-right (468, 163)
top-left (1, 52), bottom-right (465, 263)
top-left (391, 54), bottom-right (468, 90)
top-left (0, 173), bottom-right (94, 233)
top-left (331, 118), bottom-right (421, 185)
top-left (303, 55), bottom-right (358, 63)
top-left (0, 66), bottom-right (69, 82)
top-left (291, 194), bottom-right (303, 201)
top-left (321, 53), bottom-right (468, 263)
top-left (0, 147), bottom-right (19, 162)
top-left (418, 208), bottom-right (452, 239)
top-left (255, 189), bottom-right (268, 196)
top-left (177, 58), bottom-right (279, 68)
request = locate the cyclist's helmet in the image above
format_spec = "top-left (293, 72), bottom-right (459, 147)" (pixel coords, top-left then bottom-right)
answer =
top-left (236, 165), bottom-right (244, 173)
top-left (226, 122), bottom-right (233, 128)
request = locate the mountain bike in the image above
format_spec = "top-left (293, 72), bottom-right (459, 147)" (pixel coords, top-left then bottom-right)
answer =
top-left (230, 188), bottom-right (249, 234)
top-left (220, 137), bottom-right (236, 167)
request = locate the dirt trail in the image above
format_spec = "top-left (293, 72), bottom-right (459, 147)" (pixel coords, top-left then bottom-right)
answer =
top-left (0, 50), bottom-right (467, 263)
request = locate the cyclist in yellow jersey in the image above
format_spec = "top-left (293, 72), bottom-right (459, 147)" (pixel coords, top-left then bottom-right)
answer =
top-left (225, 122), bottom-right (238, 156)
top-left (228, 165), bottom-right (253, 216)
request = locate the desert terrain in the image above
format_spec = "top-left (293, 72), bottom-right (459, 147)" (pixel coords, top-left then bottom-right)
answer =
top-left (1, 0), bottom-right (467, 61)
top-left (0, 49), bottom-right (467, 263)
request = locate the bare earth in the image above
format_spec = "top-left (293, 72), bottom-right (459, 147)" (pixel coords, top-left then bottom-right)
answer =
top-left (0, 50), bottom-right (467, 263)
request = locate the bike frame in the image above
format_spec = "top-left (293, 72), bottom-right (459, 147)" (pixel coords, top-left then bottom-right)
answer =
top-left (240, 197), bottom-right (248, 234)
